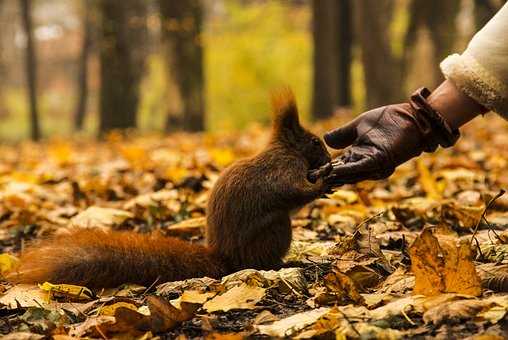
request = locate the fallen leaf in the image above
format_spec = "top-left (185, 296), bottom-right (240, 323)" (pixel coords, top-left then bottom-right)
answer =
top-left (326, 189), bottom-right (359, 205)
top-left (38, 281), bottom-right (94, 301)
top-left (409, 228), bottom-right (481, 296)
top-left (0, 284), bottom-right (48, 308)
top-left (417, 159), bottom-right (441, 200)
top-left (423, 299), bottom-right (492, 326)
top-left (309, 266), bottom-right (365, 306)
top-left (203, 283), bottom-right (266, 312)
top-left (170, 290), bottom-right (217, 309)
top-left (1, 332), bottom-right (45, 340)
top-left (0, 253), bottom-right (19, 275)
top-left (98, 301), bottom-right (139, 316)
top-left (256, 307), bottom-right (331, 337)
top-left (71, 206), bottom-right (133, 229)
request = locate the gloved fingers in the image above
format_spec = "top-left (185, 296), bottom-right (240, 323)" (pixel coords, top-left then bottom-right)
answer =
top-left (325, 151), bottom-right (395, 186)
top-left (325, 156), bottom-right (378, 183)
top-left (323, 119), bottom-right (358, 149)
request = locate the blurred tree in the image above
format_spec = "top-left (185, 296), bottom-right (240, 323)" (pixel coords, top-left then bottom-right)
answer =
top-left (99, 0), bottom-right (147, 134)
top-left (74, 3), bottom-right (92, 131)
top-left (336, 0), bottom-right (352, 108)
top-left (311, 0), bottom-right (352, 120)
top-left (0, 0), bottom-right (4, 116)
top-left (356, 0), bottom-right (402, 109)
top-left (404, 0), bottom-right (461, 88)
top-left (474, 0), bottom-right (503, 30)
top-left (312, 0), bottom-right (337, 119)
top-left (20, 0), bottom-right (40, 140)
top-left (160, 0), bottom-right (205, 132)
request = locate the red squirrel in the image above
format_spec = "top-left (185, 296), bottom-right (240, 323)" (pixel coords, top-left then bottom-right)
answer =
top-left (11, 89), bottom-right (331, 288)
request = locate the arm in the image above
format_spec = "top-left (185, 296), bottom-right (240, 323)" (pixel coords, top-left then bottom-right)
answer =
top-left (323, 4), bottom-right (507, 187)
top-left (427, 80), bottom-right (487, 129)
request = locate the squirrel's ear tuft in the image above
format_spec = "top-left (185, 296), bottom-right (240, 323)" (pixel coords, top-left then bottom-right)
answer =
top-left (271, 87), bottom-right (302, 134)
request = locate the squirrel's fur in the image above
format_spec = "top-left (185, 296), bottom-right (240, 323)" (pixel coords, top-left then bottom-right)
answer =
top-left (11, 88), bottom-right (331, 288)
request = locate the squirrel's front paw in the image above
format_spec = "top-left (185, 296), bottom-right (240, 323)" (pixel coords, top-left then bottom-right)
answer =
top-left (307, 162), bottom-right (332, 183)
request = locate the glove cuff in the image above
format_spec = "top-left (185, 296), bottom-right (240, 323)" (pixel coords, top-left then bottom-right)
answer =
top-left (410, 87), bottom-right (460, 149)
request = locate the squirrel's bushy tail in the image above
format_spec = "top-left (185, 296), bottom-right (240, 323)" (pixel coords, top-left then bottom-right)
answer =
top-left (11, 229), bottom-right (227, 288)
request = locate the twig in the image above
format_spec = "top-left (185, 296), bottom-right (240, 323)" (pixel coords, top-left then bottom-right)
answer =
top-left (142, 276), bottom-right (161, 297)
top-left (473, 236), bottom-right (484, 260)
top-left (470, 189), bottom-right (505, 246)
top-left (95, 325), bottom-right (108, 340)
top-left (401, 305), bottom-right (416, 326)
top-left (483, 215), bottom-right (503, 243)
top-left (279, 276), bottom-right (304, 297)
top-left (337, 308), bottom-right (360, 336)
top-left (353, 210), bottom-right (385, 237)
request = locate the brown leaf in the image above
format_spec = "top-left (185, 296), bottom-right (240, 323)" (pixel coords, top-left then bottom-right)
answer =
top-left (203, 283), bottom-right (266, 312)
top-left (317, 266), bottom-right (365, 306)
top-left (147, 295), bottom-right (200, 333)
top-left (477, 263), bottom-right (508, 292)
top-left (409, 228), bottom-right (481, 296)
top-left (422, 299), bottom-right (492, 326)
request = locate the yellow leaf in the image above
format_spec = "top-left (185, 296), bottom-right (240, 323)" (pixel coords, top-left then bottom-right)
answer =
top-left (119, 145), bottom-right (150, 169)
top-left (39, 282), bottom-right (94, 301)
top-left (48, 141), bottom-right (72, 165)
top-left (165, 166), bottom-right (189, 183)
top-left (416, 159), bottom-right (441, 200)
top-left (409, 228), bottom-right (481, 296)
top-left (326, 189), bottom-right (359, 205)
top-left (99, 302), bottom-right (139, 316)
top-left (0, 253), bottom-right (19, 275)
top-left (210, 148), bottom-right (235, 167)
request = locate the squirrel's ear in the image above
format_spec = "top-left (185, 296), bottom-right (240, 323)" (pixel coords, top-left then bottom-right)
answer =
top-left (271, 88), bottom-right (302, 135)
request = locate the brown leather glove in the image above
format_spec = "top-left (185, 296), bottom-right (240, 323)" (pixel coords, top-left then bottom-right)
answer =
top-left (323, 88), bottom-right (460, 186)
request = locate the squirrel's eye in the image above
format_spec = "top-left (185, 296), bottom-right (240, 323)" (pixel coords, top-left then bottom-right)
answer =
top-left (312, 138), bottom-right (320, 146)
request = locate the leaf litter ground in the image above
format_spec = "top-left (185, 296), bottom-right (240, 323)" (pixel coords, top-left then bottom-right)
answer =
top-left (2, 115), bottom-right (508, 338)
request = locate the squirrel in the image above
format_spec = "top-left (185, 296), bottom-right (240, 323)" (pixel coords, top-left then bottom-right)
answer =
top-left (11, 88), bottom-right (331, 288)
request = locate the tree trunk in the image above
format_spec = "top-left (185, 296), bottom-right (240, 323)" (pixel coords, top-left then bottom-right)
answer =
top-left (312, 0), bottom-right (338, 119)
top-left (0, 0), bottom-right (5, 116)
top-left (336, 0), bottom-right (352, 107)
top-left (404, 0), bottom-right (460, 89)
top-left (20, 0), bottom-right (40, 141)
top-left (426, 0), bottom-right (461, 86)
top-left (98, 0), bottom-right (147, 135)
top-left (160, 0), bottom-right (205, 132)
top-left (356, 0), bottom-right (402, 109)
top-left (474, 0), bottom-right (501, 31)
top-left (74, 4), bottom-right (92, 131)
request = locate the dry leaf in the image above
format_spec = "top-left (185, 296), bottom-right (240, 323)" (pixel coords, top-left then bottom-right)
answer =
top-left (256, 307), bottom-right (331, 337)
top-left (423, 299), bottom-right (492, 326)
top-left (1, 332), bottom-right (45, 340)
top-left (416, 159), bottom-right (441, 200)
top-left (38, 281), bottom-right (94, 301)
top-left (311, 266), bottom-right (365, 306)
top-left (98, 301), bottom-right (139, 316)
top-left (409, 228), bottom-right (481, 296)
top-left (71, 206), bottom-right (133, 228)
top-left (203, 283), bottom-right (266, 312)
top-left (0, 253), bottom-right (19, 275)
top-left (0, 284), bottom-right (49, 308)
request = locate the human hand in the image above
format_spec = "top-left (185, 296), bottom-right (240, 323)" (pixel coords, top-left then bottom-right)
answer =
top-left (323, 88), bottom-right (460, 186)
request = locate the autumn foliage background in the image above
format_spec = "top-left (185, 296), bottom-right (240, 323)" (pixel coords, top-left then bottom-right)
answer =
top-left (2, 0), bottom-right (508, 339)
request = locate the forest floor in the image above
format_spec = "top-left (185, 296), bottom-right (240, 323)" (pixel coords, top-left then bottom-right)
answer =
top-left (1, 113), bottom-right (508, 339)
